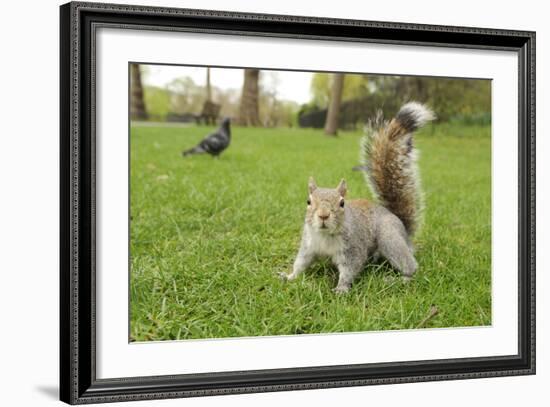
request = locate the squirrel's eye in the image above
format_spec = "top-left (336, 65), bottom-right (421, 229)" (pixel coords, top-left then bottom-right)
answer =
top-left (307, 199), bottom-right (311, 205)
top-left (339, 200), bottom-right (345, 208)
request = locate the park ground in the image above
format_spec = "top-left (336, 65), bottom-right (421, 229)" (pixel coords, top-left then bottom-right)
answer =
top-left (129, 123), bottom-right (491, 341)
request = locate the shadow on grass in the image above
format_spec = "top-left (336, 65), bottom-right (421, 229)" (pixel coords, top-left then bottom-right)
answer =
top-left (306, 257), bottom-right (401, 286)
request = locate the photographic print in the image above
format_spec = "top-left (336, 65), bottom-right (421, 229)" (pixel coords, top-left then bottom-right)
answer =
top-left (61, 3), bottom-right (534, 403)
top-left (129, 64), bottom-right (492, 342)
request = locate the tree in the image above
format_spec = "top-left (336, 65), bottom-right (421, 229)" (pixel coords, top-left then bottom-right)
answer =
top-left (324, 73), bottom-right (345, 135)
top-left (130, 64), bottom-right (148, 120)
top-left (205, 67), bottom-right (212, 102)
top-left (238, 69), bottom-right (261, 126)
top-left (366, 75), bottom-right (491, 122)
top-left (310, 73), bottom-right (368, 107)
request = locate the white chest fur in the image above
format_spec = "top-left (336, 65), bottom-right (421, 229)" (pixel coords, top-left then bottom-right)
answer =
top-left (306, 227), bottom-right (344, 258)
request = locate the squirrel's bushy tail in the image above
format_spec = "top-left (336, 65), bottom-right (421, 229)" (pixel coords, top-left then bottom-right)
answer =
top-left (359, 102), bottom-right (435, 236)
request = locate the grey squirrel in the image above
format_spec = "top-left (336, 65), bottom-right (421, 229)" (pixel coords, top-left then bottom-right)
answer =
top-left (280, 102), bottom-right (435, 293)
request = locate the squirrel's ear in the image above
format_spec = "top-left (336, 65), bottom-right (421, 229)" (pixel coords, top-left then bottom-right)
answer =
top-left (337, 179), bottom-right (347, 197)
top-left (308, 177), bottom-right (317, 193)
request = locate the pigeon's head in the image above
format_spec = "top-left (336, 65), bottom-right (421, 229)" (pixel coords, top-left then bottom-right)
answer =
top-left (221, 117), bottom-right (231, 127)
top-left (304, 177), bottom-right (347, 234)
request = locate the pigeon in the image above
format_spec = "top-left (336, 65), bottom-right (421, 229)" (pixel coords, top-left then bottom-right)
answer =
top-left (182, 117), bottom-right (231, 158)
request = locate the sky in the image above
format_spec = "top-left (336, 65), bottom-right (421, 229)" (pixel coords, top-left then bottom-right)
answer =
top-left (142, 64), bottom-right (314, 105)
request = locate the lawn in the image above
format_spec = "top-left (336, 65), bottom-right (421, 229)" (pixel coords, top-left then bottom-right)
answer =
top-left (129, 122), bottom-right (491, 342)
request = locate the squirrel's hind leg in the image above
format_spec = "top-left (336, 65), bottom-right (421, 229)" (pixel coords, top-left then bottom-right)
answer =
top-left (377, 228), bottom-right (418, 282)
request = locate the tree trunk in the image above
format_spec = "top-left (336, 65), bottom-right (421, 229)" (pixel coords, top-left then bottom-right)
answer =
top-left (238, 69), bottom-right (260, 126)
top-left (206, 67), bottom-right (212, 102)
top-left (130, 64), bottom-right (148, 120)
top-left (324, 73), bottom-right (345, 136)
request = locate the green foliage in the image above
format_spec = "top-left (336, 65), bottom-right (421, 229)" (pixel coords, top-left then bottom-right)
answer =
top-left (449, 112), bottom-right (491, 126)
top-left (165, 75), bottom-right (242, 118)
top-left (166, 77), bottom-right (205, 115)
top-left (298, 102), bottom-right (321, 116)
top-left (306, 74), bottom-right (491, 125)
top-left (257, 72), bottom-right (300, 127)
top-left (310, 73), bottom-right (330, 106)
top-left (143, 86), bottom-right (171, 121)
top-left (363, 76), bottom-right (491, 122)
top-left (141, 70), bottom-right (300, 125)
top-left (259, 96), bottom-right (299, 127)
top-left (139, 65), bottom-right (490, 127)
top-left (310, 73), bottom-right (369, 107)
top-left (342, 74), bottom-right (370, 101)
top-left (130, 124), bottom-right (491, 341)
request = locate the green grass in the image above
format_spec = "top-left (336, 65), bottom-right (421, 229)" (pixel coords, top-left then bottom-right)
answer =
top-left (130, 122), bottom-right (491, 341)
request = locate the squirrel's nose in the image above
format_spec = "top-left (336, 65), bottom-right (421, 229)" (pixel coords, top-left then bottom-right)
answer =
top-left (318, 213), bottom-right (330, 221)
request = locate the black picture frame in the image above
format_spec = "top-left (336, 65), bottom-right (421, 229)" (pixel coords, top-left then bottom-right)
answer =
top-left (60, 1), bottom-right (536, 404)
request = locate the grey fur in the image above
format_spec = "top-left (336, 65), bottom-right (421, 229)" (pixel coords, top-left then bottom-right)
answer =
top-left (282, 103), bottom-right (434, 293)
top-left (283, 201), bottom-right (415, 293)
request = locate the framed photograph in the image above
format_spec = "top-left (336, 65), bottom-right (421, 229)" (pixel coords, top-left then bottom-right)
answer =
top-left (60, 1), bottom-right (535, 404)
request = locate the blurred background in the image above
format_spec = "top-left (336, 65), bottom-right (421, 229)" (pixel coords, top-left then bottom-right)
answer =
top-left (130, 64), bottom-right (491, 132)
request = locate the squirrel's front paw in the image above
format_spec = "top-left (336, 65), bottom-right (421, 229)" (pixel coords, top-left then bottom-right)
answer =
top-left (278, 272), bottom-right (295, 282)
top-left (332, 285), bottom-right (351, 294)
